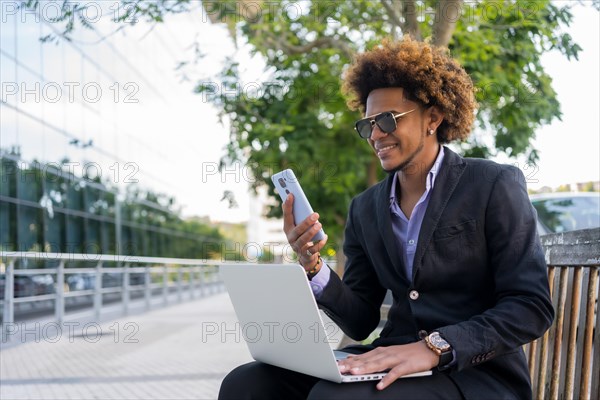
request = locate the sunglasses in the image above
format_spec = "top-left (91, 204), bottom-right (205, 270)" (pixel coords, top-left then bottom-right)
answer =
top-left (354, 109), bottom-right (416, 139)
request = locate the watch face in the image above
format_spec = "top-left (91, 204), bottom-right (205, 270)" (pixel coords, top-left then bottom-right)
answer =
top-left (430, 333), bottom-right (451, 351)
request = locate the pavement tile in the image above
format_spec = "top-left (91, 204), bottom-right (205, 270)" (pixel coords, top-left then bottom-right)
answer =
top-left (0, 292), bottom-right (252, 400)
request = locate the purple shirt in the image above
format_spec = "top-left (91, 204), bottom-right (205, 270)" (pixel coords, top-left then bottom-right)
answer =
top-left (310, 146), bottom-right (445, 297)
top-left (389, 146), bottom-right (445, 280)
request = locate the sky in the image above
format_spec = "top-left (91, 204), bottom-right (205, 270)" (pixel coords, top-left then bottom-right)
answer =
top-left (510, 2), bottom-right (600, 190)
top-left (1, 1), bottom-right (598, 224)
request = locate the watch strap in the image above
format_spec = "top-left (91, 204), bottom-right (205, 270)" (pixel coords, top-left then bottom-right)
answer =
top-left (438, 348), bottom-right (453, 368)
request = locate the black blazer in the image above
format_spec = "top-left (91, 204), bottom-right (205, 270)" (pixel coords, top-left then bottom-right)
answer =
top-left (317, 147), bottom-right (554, 399)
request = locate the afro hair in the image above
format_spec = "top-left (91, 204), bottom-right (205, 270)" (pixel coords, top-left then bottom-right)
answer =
top-left (343, 37), bottom-right (477, 143)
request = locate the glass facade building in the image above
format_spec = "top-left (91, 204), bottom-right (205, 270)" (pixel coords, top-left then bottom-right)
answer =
top-left (1, 2), bottom-right (234, 264)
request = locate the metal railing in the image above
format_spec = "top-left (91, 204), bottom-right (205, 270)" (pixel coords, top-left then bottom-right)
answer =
top-left (1, 251), bottom-right (228, 336)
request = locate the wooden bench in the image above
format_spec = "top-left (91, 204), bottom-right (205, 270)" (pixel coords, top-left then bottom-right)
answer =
top-left (528, 228), bottom-right (599, 399)
top-left (337, 228), bottom-right (599, 399)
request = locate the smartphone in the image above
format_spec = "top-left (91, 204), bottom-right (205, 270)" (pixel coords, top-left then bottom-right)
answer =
top-left (271, 169), bottom-right (325, 242)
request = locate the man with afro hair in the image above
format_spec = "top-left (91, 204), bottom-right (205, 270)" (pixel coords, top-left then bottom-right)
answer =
top-left (219, 37), bottom-right (553, 400)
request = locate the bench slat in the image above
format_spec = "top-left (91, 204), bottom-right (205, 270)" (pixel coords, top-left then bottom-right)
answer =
top-left (550, 267), bottom-right (569, 399)
top-left (588, 267), bottom-right (599, 399)
top-left (536, 265), bottom-right (555, 400)
top-left (565, 266), bottom-right (582, 399)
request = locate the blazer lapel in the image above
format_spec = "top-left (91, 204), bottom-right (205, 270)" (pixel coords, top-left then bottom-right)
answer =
top-left (375, 174), bottom-right (410, 285)
top-left (412, 147), bottom-right (466, 280)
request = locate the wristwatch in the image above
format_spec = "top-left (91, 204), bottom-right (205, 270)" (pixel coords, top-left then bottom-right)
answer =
top-left (424, 331), bottom-right (453, 368)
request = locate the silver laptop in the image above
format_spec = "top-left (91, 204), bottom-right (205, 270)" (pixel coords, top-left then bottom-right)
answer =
top-left (220, 264), bottom-right (432, 383)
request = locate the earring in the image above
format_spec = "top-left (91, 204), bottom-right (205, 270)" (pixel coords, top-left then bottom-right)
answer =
top-left (428, 129), bottom-right (435, 136)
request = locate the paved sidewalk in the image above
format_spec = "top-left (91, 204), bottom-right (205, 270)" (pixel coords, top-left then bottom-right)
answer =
top-left (0, 293), bottom-right (252, 400)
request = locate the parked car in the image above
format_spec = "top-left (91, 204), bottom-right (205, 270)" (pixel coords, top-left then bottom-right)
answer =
top-left (530, 192), bottom-right (600, 235)
top-left (66, 273), bottom-right (96, 291)
top-left (0, 274), bottom-right (55, 299)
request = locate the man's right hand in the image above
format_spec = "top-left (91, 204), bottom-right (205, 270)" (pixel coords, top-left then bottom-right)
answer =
top-left (282, 194), bottom-right (329, 272)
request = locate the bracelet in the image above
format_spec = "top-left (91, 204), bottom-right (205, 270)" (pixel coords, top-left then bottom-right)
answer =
top-left (306, 256), bottom-right (322, 279)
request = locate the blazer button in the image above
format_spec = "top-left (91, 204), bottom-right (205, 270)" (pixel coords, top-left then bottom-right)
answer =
top-left (409, 290), bottom-right (419, 300)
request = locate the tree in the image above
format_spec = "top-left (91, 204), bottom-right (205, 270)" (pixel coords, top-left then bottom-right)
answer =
top-left (582, 181), bottom-right (596, 192)
top-left (26, 0), bottom-right (594, 270)
top-left (197, 0), bottom-right (586, 269)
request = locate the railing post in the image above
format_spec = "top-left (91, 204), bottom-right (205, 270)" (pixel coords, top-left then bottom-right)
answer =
top-left (2, 260), bottom-right (15, 340)
top-left (198, 266), bottom-right (204, 297)
top-left (217, 265), bottom-right (223, 292)
top-left (209, 266), bottom-right (214, 294)
top-left (122, 263), bottom-right (130, 315)
top-left (163, 265), bottom-right (168, 306)
top-left (189, 266), bottom-right (195, 300)
top-left (212, 265), bottom-right (218, 294)
top-left (94, 261), bottom-right (103, 320)
top-left (196, 265), bottom-right (202, 297)
top-left (55, 260), bottom-right (65, 324)
top-left (177, 267), bottom-right (183, 303)
top-left (144, 266), bottom-right (151, 311)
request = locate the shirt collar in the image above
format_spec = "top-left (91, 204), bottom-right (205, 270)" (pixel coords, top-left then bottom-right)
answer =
top-left (390, 145), bottom-right (445, 205)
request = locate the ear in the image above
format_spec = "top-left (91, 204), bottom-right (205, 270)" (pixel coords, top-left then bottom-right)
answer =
top-left (427, 106), bottom-right (445, 131)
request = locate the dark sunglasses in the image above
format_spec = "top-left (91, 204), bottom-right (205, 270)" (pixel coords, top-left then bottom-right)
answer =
top-left (354, 109), bottom-right (416, 139)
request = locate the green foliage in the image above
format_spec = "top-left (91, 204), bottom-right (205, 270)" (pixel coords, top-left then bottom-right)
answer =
top-left (23, 0), bottom-right (196, 43)
top-left (258, 247), bottom-right (276, 262)
top-left (582, 182), bottom-right (596, 192)
top-left (452, 0), bottom-right (581, 161)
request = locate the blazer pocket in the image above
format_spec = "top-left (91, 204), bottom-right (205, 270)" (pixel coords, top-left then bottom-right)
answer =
top-left (433, 219), bottom-right (477, 240)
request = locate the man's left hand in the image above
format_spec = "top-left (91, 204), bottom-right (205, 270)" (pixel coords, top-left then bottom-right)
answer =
top-left (337, 341), bottom-right (439, 390)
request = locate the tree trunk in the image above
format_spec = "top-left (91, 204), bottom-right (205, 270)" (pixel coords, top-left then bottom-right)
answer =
top-left (432, 0), bottom-right (464, 47)
top-left (402, 0), bottom-right (421, 40)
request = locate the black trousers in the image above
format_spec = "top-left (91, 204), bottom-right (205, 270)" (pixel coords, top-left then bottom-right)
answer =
top-left (218, 361), bottom-right (464, 400)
